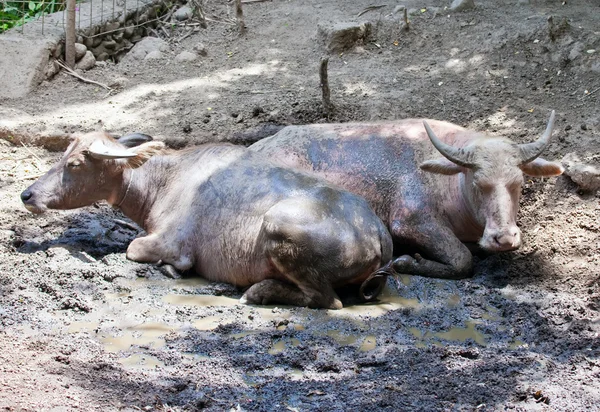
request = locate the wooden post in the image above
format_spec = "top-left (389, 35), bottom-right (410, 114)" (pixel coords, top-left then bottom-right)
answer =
top-left (65, 0), bottom-right (77, 68)
top-left (235, 0), bottom-right (246, 34)
top-left (320, 57), bottom-right (334, 116)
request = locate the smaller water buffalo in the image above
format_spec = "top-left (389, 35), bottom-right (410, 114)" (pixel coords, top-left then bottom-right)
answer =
top-left (250, 111), bottom-right (564, 279)
top-left (21, 132), bottom-right (393, 309)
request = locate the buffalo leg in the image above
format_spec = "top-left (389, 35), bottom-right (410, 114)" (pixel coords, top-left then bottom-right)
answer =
top-left (240, 278), bottom-right (342, 309)
top-left (390, 220), bottom-right (473, 279)
top-left (126, 234), bottom-right (193, 271)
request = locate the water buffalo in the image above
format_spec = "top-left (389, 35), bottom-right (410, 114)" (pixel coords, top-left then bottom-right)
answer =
top-left (20, 132), bottom-right (393, 309)
top-left (250, 111), bottom-right (563, 279)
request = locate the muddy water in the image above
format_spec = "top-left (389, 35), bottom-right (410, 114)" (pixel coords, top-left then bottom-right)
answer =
top-left (64, 276), bottom-right (507, 369)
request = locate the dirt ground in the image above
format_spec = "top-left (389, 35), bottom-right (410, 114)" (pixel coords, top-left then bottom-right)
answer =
top-left (1, 0), bottom-right (599, 410)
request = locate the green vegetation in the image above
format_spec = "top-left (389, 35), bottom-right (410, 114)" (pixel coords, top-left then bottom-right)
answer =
top-left (1, 0), bottom-right (65, 33)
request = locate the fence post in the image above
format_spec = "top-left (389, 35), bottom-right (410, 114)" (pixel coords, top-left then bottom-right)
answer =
top-left (65, 0), bottom-right (77, 68)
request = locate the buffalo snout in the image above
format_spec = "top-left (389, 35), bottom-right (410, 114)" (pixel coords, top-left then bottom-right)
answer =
top-left (20, 189), bottom-right (33, 202)
top-left (482, 226), bottom-right (521, 252)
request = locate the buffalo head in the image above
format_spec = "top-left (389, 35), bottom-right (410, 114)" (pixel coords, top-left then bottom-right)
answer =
top-left (21, 132), bottom-right (165, 214)
top-left (420, 111), bottom-right (563, 252)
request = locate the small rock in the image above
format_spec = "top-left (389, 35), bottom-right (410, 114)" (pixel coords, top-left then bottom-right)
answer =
top-left (83, 37), bottom-right (94, 49)
top-left (449, 0), bottom-right (475, 12)
top-left (104, 21), bottom-right (120, 32)
top-left (96, 52), bottom-right (110, 62)
top-left (145, 50), bottom-right (164, 60)
top-left (317, 22), bottom-right (372, 53)
top-left (103, 39), bottom-right (117, 50)
top-left (173, 5), bottom-right (193, 21)
top-left (74, 43), bottom-right (87, 60)
top-left (569, 42), bottom-right (584, 61)
top-left (45, 60), bottom-right (60, 78)
top-left (76, 51), bottom-right (96, 71)
top-left (193, 42), bottom-right (208, 56)
top-left (112, 31), bottom-right (124, 42)
top-left (123, 26), bottom-right (135, 39)
top-left (121, 37), bottom-right (169, 63)
top-left (174, 51), bottom-right (197, 63)
top-left (562, 153), bottom-right (600, 192)
top-left (580, 123), bottom-right (588, 131)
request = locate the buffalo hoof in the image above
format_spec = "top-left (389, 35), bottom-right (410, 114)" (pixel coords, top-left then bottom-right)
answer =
top-left (359, 272), bottom-right (387, 302)
top-left (158, 263), bottom-right (182, 279)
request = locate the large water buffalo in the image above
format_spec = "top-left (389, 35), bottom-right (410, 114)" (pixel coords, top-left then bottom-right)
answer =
top-left (250, 111), bottom-right (564, 279)
top-left (20, 132), bottom-right (393, 309)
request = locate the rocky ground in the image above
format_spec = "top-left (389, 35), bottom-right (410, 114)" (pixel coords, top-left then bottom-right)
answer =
top-left (0, 0), bottom-right (599, 410)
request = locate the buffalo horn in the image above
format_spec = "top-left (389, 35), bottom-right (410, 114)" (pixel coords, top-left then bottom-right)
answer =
top-left (88, 140), bottom-right (136, 159)
top-left (117, 132), bottom-right (153, 148)
top-left (518, 110), bottom-right (556, 165)
top-left (423, 121), bottom-right (475, 168)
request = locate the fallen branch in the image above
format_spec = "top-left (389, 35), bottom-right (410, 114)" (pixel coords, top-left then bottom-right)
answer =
top-left (579, 86), bottom-right (600, 100)
top-left (320, 57), bottom-right (334, 116)
top-left (357, 4), bottom-right (387, 18)
top-left (19, 142), bottom-right (43, 164)
top-left (189, 0), bottom-right (208, 28)
top-left (55, 60), bottom-right (112, 92)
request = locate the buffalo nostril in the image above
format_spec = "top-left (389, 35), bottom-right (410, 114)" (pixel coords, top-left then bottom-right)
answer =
top-left (21, 190), bottom-right (33, 202)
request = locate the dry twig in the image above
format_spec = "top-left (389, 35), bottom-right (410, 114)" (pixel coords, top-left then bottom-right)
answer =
top-left (357, 4), bottom-right (387, 18)
top-left (55, 60), bottom-right (113, 92)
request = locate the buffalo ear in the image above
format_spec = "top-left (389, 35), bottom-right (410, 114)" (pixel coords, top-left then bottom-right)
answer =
top-left (519, 157), bottom-right (564, 177)
top-left (117, 133), bottom-right (153, 148)
top-left (420, 158), bottom-right (465, 175)
top-left (126, 141), bottom-right (167, 168)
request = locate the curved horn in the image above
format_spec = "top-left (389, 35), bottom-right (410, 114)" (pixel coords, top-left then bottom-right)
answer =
top-left (423, 121), bottom-right (476, 168)
top-left (88, 140), bottom-right (136, 159)
top-left (117, 132), bottom-right (153, 148)
top-left (518, 110), bottom-right (556, 164)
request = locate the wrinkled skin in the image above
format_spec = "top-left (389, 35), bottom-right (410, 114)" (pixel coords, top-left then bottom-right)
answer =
top-left (250, 116), bottom-right (564, 279)
top-left (21, 132), bottom-right (393, 309)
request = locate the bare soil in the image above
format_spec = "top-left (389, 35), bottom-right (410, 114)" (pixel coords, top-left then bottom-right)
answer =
top-left (1, 0), bottom-right (599, 410)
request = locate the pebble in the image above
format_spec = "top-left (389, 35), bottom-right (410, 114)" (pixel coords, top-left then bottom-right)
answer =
top-left (76, 51), bottom-right (96, 71)
top-left (174, 51), bottom-right (198, 63)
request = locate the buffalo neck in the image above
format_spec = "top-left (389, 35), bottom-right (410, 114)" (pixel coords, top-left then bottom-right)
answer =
top-left (112, 165), bottom-right (163, 228)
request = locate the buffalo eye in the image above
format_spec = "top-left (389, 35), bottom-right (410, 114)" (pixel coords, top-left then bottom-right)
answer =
top-left (67, 159), bottom-right (82, 168)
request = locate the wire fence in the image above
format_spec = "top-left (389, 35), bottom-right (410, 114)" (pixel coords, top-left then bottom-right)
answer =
top-left (1, 0), bottom-right (172, 36)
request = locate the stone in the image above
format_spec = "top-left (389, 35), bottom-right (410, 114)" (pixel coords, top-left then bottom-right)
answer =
top-left (317, 22), bottom-right (372, 53)
top-left (174, 5), bottom-right (193, 21)
top-left (113, 31), bottom-right (124, 43)
top-left (83, 37), bottom-right (95, 49)
top-left (0, 35), bottom-right (61, 98)
top-left (175, 51), bottom-right (198, 63)
top-left (76, 51), bottom-right (97, 71)
top-left (121, 37), bottom-right (169, 63)
top-left (123, 26), bottom-right (135, 39)
top-left (74, 43), bottom-right (88, 61)
top-left (97, 52), bottom-right (110, 62)
top-left (44, 60), bottom-right (60, 78)
top-left (144, 50), bottom-right (164, 60)
top-left (53, 43), bottom-right (64, 59)
top-left (193, 42), bottom-right (208, 56)
top-left (562, 153), bottom-right (600, 192)
top-left (103, 39), bottom-right (118, 50)
top-left (449, 0), bottom-right (475, 12)
top-left (104, 21), bottom-right (121, 33)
